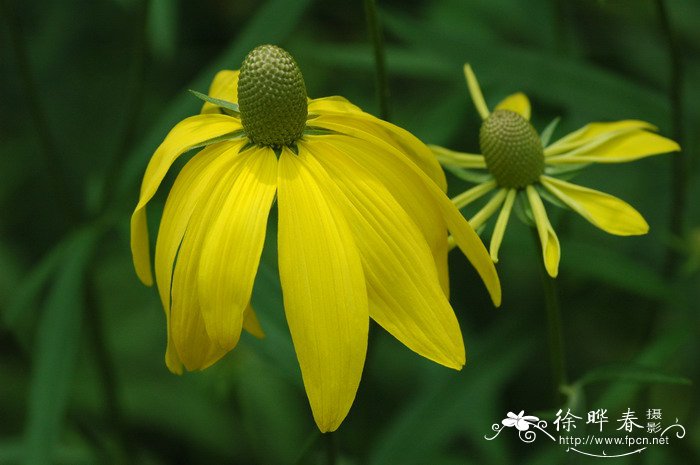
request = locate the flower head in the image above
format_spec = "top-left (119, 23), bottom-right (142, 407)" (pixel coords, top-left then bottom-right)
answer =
top-left (130, 46), bottom-right (501, 432)
top-left (432, 65), bottom-right (680, 277)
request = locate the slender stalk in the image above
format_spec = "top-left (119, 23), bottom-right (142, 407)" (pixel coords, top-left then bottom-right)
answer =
top-left (655, 0), bottom-right (686, 276)
top-left (531, 227), bottom-right (568, 406)
top-left (2, 0), bottom-right (78, 224)
top-left (363, 0), bottom-right (390, 121)
top-left (84, 275), bottom-right (132, 464)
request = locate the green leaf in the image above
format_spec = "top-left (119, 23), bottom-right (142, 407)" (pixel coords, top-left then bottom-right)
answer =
top-left (188, 89), bottom-right (240, 115)
top-left (3, 235), bottom-right (72, 333)
top-left (574, 363), bottom-right (692, 388)
top-left (188, 129), bottom-right (246, 150)
top-left (23, 227), bottom-right (99, 465)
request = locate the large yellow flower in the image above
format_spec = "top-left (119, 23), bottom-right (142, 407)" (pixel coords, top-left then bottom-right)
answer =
top-left (130, 46), bottom-right (500, 432)
top-left (432, 65), bottom-right (680, 277)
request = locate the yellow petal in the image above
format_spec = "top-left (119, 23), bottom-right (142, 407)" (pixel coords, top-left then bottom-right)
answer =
top-left (277, 147), bottom-right (368, 433)
top-left (469, 188), bottom-right (508, 230)
top-left (452, 180), bottom-right (497, 210)
top-left (490, 189), bottom-right (517, 262)
top-left (154, 140), bottom-right (245, 373)
top-left (169, 152), bottom-right (247, 371)
top-left (243, 305), bottom-right (265, 339)
top-left (197, 147), bottom-right (277, 349)
top-left (131, 114), bottom-right (242, 285)
top-left (495, 92), bottom-right (531, 120)
top-left (545, 120), bottom-right (679, 162)
top-left (540, 176), bottom-right (649, 236)
top-left (307, 115), bottom-right (451, 295)
top-left (308, 96), bottom-right (363, 114)
top-left (201, 70), bottom-right (240, 114)
top-left (464, 64), bottom-right (490, 120)
top-left (310, 119), bottom-right (501, 306)
top-left (310, 108), bottom-right (448, 191)
top-left (429, 144), bottom-right (486, 169)
top-left (546, 128), bottom-right (680, 164)
top-left (308, 139), bottom-right (465, 369)
top-left (526, 186), bottom-right (560, 277)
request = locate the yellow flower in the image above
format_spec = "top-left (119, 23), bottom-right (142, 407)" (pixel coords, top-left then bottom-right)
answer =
top-left (130, 46), bottom-right (500, 432)
top-left (432, 65), bottom-right (680, 278)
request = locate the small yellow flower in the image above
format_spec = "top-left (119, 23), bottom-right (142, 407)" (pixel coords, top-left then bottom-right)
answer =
top-left (130, 46), bottom-right (500, 432)
top-left (432, 65), bottom-right (680, 277)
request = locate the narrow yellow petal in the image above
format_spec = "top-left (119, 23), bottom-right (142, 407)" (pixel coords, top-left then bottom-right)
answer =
top-left (452, 180), bottom-right (497, 209)
top-left (495, 92), bottom-right (531, 120)
top-left (430, 144), bottom-right (486, 169)
top-left (464, 64), bottom-right (490, 120)
top-left (469, 189), bottom-right (508, 230)
top-left (198, 147), bottom-right (277, 349)
top-left (526, 186), bottom-right (560, 277)
top-left (540, 176), bottom-right (649, 235)
top-left (309, 139), bottom-right (465, 369)
top-left (310, 120), bottom-right (501, 306)
top-left (170, 154), bottom-right (247, 371)
top-left (490, 189), bottom-right (516, 262)
top-left (131, 114), bottom-right (242, 285)
top-left (278, 148), bottom-right (368, 433)
top-left (201, 70), bottom-right (240, 114)
top-left (546, 129), bottom-right (680, 164)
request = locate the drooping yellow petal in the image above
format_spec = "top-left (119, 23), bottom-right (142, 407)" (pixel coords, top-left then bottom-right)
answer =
top-left (308, 120), bottom-right (501, 306)
top-left (546, 128), bottom-right (680, 164)
top-left (452, 180), bottom-right (497, 209)
top-left (308, 96), bottom-right (363, 115)
top-left (308, 139), bottom-right (465, 369)
top-left (464, 64), bottom-right (490, 120)
top-left (154, 140), bottom-right (245, 373)
top-left (429, 144), bottom-right (486, 169)
top-left (495, 92), bottom-right (531, 120)
top-left (469, 188), bottom-right (508, 230)
top-left (197, 147), bottom-right (277, 350)
top-left (169, 153), bottom-right (247, 371)
top-left (526, 186), bottom-right (560, 277)
top-left (277, 147), bottom-right (368, 433)
top-left (242, 305), bottom-right (265, 339)
top-left (540, 176), bottom-right (649, 236)
top-left (306, 122), bottom-right (451, 296)
top-left (310, 109), bottom-right (448, 191)
top-left (201, 70), bottom-right (240, 114)
top-left (131, 114), bottom-right (242, 285)
top-left (490, 189), bottom-right (516, 262)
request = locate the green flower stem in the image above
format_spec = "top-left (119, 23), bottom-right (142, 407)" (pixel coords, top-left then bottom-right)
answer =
top-left (363, 0), bottom-right (391, 121)
top-left (655, 0), bottom-right (687, 275)
top-left (2, 0), bottom-right (78, 224)
top-left (84, 276), bottom-right (132, 464)
top-left (531, 227), bottom-right (568, 406)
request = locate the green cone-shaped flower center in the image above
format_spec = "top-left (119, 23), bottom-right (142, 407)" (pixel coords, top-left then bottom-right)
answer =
top-left (479, 110), bottom-right (544, 188)
top-left (238, 45), bottom-right (308, 147)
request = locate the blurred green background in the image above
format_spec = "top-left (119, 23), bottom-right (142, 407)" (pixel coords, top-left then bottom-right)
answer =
top-left (1, 0), bottom-right (698, 464)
